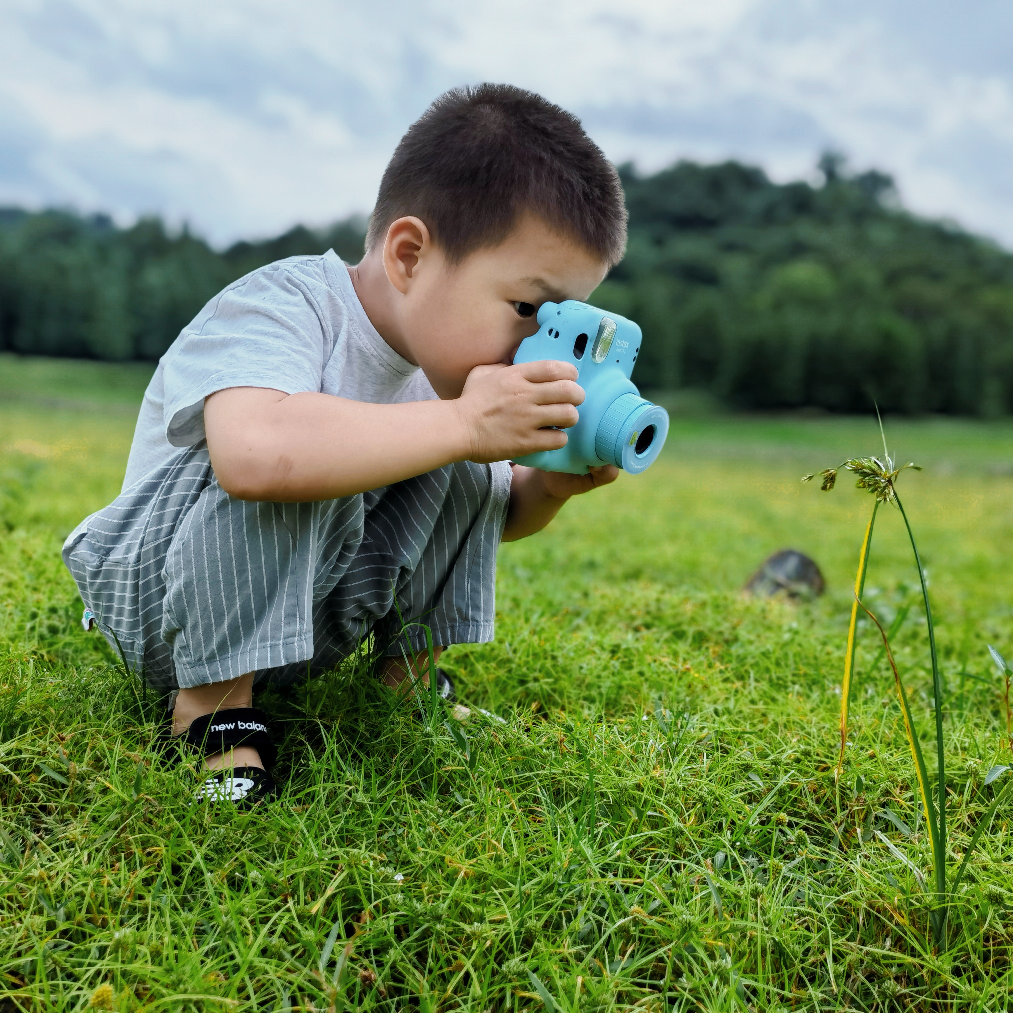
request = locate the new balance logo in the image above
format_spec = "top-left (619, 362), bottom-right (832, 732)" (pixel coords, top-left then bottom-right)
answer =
top-left (209, 721), bottom-right (266, 733)
top-left (194, 776), bottom-right (256, 803)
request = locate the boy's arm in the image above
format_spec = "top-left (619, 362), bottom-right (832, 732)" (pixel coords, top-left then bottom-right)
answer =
top-left (203, 360), bottom-right (583, 502)
top-left (501, 463), bottom-right (619, 541)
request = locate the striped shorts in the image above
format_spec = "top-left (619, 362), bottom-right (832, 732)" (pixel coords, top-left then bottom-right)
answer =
top-left (63, 445), bottom-right (512, 691)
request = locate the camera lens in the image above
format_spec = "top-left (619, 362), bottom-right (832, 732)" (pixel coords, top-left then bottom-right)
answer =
top-left (594, 395), bottom-right (669, 474)
top-left (634, 425), bottom-right (655, 455)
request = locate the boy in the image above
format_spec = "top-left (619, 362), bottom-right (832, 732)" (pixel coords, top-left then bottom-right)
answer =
top-left (63, 83), bottom-right (627, 805)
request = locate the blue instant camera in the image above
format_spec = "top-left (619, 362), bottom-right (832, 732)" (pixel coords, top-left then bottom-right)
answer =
top-left (512, 301), bottom-right (669, 475)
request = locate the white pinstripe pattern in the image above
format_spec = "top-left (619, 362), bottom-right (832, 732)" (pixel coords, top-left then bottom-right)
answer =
top-left (63, 445), bottom-right (511, 691)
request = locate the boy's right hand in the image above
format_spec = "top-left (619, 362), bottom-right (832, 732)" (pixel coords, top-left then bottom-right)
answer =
top-left (453, 360), bottom-right (585, 464)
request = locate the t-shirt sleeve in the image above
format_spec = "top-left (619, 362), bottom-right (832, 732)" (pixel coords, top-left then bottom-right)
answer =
top-left (161, 265), bottom-right (328, 447)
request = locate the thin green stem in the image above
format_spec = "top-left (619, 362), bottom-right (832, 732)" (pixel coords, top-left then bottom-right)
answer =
top-left (893, 490), bottom-right (946, 927)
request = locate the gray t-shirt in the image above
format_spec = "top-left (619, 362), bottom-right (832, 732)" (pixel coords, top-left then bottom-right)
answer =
top-left (122, 250), bottom-right (436, 492)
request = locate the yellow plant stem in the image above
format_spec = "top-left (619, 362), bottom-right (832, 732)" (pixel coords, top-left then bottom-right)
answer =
top-left (837, 501), bottom-right (879, 776)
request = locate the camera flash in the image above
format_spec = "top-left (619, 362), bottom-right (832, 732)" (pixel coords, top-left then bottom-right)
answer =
top-left (591, 317), bottom-right (617, 363)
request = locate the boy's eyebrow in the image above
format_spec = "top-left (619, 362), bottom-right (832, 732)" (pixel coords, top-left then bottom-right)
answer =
top-left (519, 277), bottom-right (568, 302)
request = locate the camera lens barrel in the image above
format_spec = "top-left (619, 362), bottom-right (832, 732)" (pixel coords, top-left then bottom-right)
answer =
top-left (594, 394), bottom-right (670, 474)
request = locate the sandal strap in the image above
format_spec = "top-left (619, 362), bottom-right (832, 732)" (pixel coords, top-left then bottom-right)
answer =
top-left (183, 708), bottom-right (277, 770)
top-left (435, 668), bottom-right (456, 702)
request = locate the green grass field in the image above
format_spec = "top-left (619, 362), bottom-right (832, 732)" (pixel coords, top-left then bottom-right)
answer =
top-left (3, 353), bottom-right (1013, 1011)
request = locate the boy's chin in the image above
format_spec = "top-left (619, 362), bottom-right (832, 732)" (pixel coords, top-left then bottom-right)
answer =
top-left (422, 371), bottom-right (466, 400)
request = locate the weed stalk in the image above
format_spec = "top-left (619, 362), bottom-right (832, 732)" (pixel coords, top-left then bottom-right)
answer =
top-left (894, 490), bottom-right (946, 924)
top-left (804, 424), bottom-right (956, 946)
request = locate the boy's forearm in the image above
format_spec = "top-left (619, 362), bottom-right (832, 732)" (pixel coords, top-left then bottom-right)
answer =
top-left (501, 464), bottom-right (570, 541)
top-left (206, 389), bottom-right (472, 502)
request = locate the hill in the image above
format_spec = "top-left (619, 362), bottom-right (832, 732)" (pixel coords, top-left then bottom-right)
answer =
top-left (3, 155), bottom-right (1013, 415)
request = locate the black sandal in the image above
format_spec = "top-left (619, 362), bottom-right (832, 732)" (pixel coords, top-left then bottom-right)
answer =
top-left (408, 668), bottom-right (457, 722)
top-left (435, 668), bottom-right (456, 702)
top-left (171, 707), bottom-right (279, 808)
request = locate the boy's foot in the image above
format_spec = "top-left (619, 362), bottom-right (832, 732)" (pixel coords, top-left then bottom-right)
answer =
top-left (169, 707), bottom-right (278, 807)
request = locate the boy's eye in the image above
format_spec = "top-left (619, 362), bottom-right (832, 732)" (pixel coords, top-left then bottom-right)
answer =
top-left (513, 301), bottom-right (535, 318)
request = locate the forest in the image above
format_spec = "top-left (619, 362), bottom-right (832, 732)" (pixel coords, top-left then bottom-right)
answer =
top-left (3, 154), bottom-right (1013, 415)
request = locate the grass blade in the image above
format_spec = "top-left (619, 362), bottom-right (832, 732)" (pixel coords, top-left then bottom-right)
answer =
top-left (424, 623), bottom-right (438, 721)
top-left (984, 765), bottom-right (1010, 786)
top-left (987, 645), bottom-right (1007, 673)
top-left (703, 871), bottom-right (722, 917)
top-left (893, 492), bottom-right (946, 916)
top-left (527, 971), bottom-right (561, 1012)
top-left (319, 917), bottom-right (342, 977)
top-left (857, 598), bottom-right (941, 888)
top-left (838, 501), bottom-right (879, 775)
top-left (38, 762), bottom-right (68, 786)
top-left (878, 808), bottom-right (913, 837)
top-left (987, 645), bottom-right (1013, 752)
top-left (951, 775), bottom-right (1013, 896)
top-left (874, 829), bottom-right (926, 887)
top-left (867, 602), bottom-right (912, 676)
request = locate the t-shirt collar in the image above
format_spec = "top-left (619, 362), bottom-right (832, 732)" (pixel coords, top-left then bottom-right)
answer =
top-left (325, 250), bottom-right (419, 379)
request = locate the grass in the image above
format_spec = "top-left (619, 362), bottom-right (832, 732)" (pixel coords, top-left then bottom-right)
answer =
top-left (3, 355), bottom-right (1013, 1010)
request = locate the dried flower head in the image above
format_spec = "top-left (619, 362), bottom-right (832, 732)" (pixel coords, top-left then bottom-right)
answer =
top-left (803, 468), bottom-right (840, 491)
top-left (803, 455), bottom-right (920, 504)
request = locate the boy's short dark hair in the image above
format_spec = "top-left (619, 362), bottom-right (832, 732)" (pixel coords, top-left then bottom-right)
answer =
top-left (367, 84), bottom-right (627, 267)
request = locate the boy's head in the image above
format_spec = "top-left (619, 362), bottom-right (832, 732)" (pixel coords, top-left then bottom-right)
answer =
top-left (367, 83), bottom-right (626, 268)
top-left (362, 84), bottom-right (627, 398)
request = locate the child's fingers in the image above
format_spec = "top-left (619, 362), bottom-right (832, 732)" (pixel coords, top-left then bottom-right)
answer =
top-left (515, 359), bottom-right (579, 383)
top-left (587, 465), bottom-right (620, 486)
top-left (533, 402), bottom-right (580, 429)
top-left (525, 426), bottom-right (570, 451)
top-left (529, 378), bottom-right (585, 406)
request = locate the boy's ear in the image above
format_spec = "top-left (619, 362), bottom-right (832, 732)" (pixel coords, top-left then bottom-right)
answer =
top-left (382, 216), bottom-right (433, 294)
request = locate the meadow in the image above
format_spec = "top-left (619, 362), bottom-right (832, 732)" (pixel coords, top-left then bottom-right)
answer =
top-left (2, 352), bottom-right (1013, 1011)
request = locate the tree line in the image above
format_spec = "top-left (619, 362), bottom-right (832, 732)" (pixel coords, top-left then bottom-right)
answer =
top-left (3, 155), bottom-right (1013, 415)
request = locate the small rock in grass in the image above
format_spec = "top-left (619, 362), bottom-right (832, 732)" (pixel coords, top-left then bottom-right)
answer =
top-left (743, 549), bottom-right (825, 600)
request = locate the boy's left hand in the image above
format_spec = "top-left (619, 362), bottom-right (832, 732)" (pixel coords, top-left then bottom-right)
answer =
top-left (502, 463), bottom-right (620, 541)
top-left (539, 464), bottom-right (620, 500)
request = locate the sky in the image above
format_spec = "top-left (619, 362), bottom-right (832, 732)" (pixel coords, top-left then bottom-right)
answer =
top-left (2, 0), bottom-right (1013, 248)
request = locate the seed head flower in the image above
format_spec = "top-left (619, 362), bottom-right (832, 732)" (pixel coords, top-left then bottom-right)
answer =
top-left (89, 984), bottom-right (114, 1010)
top-left (802, 468), bottom-right (839, 491)
top-left (803, 455), bottom-right (919, 504)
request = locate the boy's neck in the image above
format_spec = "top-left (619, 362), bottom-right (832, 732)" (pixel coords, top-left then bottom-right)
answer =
top-left (346, 253), bottom-right (416, 365)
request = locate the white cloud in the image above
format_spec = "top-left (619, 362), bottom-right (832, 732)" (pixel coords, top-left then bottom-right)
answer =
top-left (2, 0), bottom-right (1013, 247)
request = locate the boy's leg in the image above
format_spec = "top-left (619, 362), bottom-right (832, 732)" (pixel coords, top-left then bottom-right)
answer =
top-left (173, 672), bottom-right (262, 770)
top-left (66, 448), bottom-right (508, 772)
top-left (257, 459), bottom-right (511, 688)
top-left (380, 646), bottom-right (443, 690)
top-left (371, 460), bottom-right (511, 664)
top-left (170, 647), bottom-right (441, 774)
